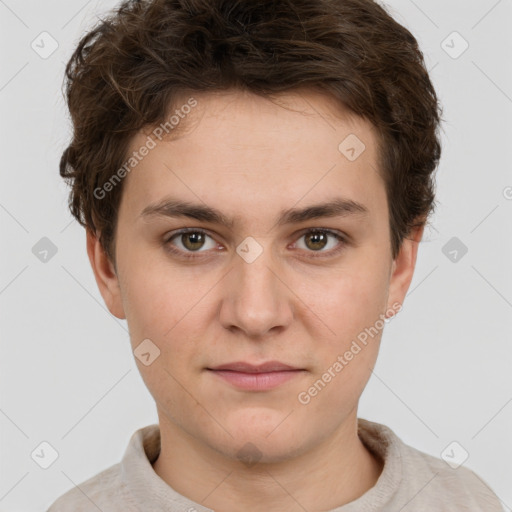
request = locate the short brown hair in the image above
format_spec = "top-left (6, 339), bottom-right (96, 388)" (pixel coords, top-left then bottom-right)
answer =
top-left (60, 0), bottom-right (443, 266)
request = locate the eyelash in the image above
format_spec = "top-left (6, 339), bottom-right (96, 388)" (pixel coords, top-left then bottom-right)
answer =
top-left (163, 228), bottom-right (348, 260)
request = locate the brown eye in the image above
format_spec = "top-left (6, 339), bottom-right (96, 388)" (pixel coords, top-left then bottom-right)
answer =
top-left (166, 229), bottom-right (217, 254)
top-left (304, 231), bottom-right (329, 251)
top-left (181, 232), bottom-right (207, 251)
top-left (294, 229), bottom-right (346, 257)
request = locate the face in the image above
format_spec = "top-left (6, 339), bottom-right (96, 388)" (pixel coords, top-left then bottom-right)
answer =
top-left (88, 88), bottom-right (422, 463)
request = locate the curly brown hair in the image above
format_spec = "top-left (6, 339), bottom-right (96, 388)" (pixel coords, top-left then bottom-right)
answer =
top-left (60, 0), bottom-right (443, 267)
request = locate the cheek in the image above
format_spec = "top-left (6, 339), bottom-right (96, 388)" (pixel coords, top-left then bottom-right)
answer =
top-left (122, 270), bottom-right (209, 372)
top-left (290, 258), bottom-right (388, 407)
top-left (121, 263), bottom-right (194, 340)
top-left (292, 260), bottom-right (390, 342)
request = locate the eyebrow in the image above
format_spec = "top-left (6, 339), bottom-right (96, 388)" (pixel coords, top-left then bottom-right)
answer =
top-left (139, 196), bottom-right (369, 229)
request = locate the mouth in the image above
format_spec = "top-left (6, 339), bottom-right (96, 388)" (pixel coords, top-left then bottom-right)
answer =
top-left (206, 361), bottom-right (306, 391)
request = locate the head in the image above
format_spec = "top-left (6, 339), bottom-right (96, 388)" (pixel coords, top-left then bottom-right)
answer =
top-left (60, 0), bottom-right (443, 463)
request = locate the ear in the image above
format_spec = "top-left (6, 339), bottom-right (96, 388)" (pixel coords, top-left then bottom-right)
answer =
top-left (86, 229), bottom-right (126, 319)
top-left (386, 224), bottom-right (425, 317)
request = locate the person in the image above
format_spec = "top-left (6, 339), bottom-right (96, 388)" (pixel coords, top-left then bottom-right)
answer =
top-left (48, 0), bottom-right (504, 510)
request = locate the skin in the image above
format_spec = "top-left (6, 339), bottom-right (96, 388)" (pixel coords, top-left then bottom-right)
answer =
top-left (87, 88), bottom-right (423, 512)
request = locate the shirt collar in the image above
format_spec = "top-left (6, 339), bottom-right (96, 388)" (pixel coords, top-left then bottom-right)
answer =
top-left (120, 418), bottom-right (402, 511)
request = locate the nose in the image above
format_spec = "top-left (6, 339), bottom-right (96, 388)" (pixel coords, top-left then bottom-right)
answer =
top-left (218, 242), bottom-right (294, 339)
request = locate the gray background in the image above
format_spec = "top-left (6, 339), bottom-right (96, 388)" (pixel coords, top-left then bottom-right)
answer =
top-left (1, 0), bottom-right (511, 510)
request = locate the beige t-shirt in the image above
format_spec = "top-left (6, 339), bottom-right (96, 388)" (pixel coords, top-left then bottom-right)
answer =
top-left (46, 418), bottom-right (504, 511)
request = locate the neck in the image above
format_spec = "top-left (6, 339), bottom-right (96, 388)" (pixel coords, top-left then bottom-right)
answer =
top-left (152, 411), bottom-right (383, 512)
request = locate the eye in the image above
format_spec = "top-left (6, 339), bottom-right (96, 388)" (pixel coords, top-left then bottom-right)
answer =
top-left (165, 228), bottom-right (218, 255)
top-left (293, 229), bottom-right (346, 256)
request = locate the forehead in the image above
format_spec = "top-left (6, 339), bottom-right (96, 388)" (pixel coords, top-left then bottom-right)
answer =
top-left (119, 88), bottom-right (384, 224)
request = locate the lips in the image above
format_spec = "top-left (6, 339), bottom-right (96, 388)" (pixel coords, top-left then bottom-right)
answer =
top-left (206, 361), bottom-right (305, 391)
top-left (207, 361), bottom-right (300, 373)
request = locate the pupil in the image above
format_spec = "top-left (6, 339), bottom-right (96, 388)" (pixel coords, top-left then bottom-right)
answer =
top-left (307, 232), bottom-right (327, 250)
top-left (184, 232), bottom-right (204, 250)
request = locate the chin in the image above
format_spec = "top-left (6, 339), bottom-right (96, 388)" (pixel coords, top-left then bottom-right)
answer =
top-left (213, 437), bottom-right (305, 467)
top-left (210, 419), bottom-right (310, 465)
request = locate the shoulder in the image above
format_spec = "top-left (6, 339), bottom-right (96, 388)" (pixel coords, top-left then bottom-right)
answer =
top-left (46, 425), bottom-right (158, 511)
top-left (46, 462), bottom-right (135, 512)
top-left (358, 419), bottom-right (504, 511)
top-left (401, 443), bottom-right (503, 510)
